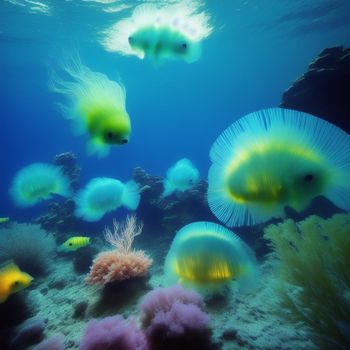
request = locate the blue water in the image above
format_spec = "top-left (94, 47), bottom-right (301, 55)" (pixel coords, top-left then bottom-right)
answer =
top-left (1, 0), bottom-right (350, 222)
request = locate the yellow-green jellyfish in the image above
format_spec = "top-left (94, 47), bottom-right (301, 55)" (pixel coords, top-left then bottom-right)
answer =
top-left (102, 3), bottom-right (212, 64)
top-left (75, 177), bottom-right (140, 222)
top-left (49, 55), bottom-right (131, 158)
top-left (164, 222), bottom-right (259, 294)
top-left (208, 108), bottom-right (350, 227)
top-left (10, 163), bottom-right (71, 207)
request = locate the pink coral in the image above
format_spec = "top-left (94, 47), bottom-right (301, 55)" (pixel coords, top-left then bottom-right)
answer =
top-left (86, 250), bottom-right (152, 285)
top-left (86, 215), bottom-right (153, 286)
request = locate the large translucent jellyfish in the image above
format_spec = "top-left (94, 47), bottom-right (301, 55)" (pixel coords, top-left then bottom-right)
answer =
top-left (49, 55), bottom-right (131, 158)
top-left (75, 177), bottom-right (140, 222)
top-left (10, 163), bottom-right (71, 207)
top-left (164, 222), bottom-right (259, 294)
top-left (207, 108), bottom-right (350, 227)
top-left (102, 3), bottom-right (212, 64)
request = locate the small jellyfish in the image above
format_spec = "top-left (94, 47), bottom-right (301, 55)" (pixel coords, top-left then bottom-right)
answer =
top-left (49, 54), bottom-right (131, 158)
top-left (162, 158), bottom-right (200, 197)
top-left (75, 177), bottom-right (140, 222)
top-left (102, 3), bottom-right (212, 64)
top-left (10, 163), bottom-right (71, 207)
top-left (164, 222), bottom-right (259, 294)
top-left (208, 107), bottom-right (350, 227)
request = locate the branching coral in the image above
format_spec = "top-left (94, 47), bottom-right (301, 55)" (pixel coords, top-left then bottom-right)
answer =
top-left (86, 215), bottom-right (152, 286)
top-left (264, 213), bottom-right (350, 348)
top-left (0, 223), bottom-right (56, 276)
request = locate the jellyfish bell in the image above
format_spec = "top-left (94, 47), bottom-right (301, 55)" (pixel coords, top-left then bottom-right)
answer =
top-left (164, 222), bottom-right (259, 295)
top-left (208, 108), bottom-right (350, 227)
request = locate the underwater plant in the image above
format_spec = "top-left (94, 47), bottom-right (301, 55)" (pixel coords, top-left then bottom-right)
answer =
top-left (86, 215), bottom-right (152, 285)
top-left (164, 221), bottom-right (259, 294)
top-left (101, 3), bottom-right (212, 64)
top-left (49, 54), bottom-right (131, 158)
top-left (208, 107), bottom-right (350, 227)
top-left (79, 315), bottom-right (147, 350)
top-left (162, 158), bottom-right (200, 197)
top-left (264, 213), bottom-right (350, 348)
top-left (0, 223), bottom-right (56, 276)
top-left (10, 163), bottom-right (71, 207)
top-left (140, 285), bottom-right (212, 350)
top-left (75, 177), bottom-right (140, 222)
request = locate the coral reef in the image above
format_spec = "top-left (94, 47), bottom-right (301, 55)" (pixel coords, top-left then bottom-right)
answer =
top-left (0, 223), bottom-right (56, 276)
top-left (140, 285), bottom-right (214, 350)
top-left (280, 46), bottom-right (350, 133)
top-left (35, 199), bottom-right (77, 234)
top-left (133, 167), bottom-right (217, 234)
top-left (53, 152), bottom-right (81, 192)
top-left (86, 215), bottom-right (152, 286)
top-left (264, 213), bottom-right (350, 348)
top-left (79, 315), bottom-right (147, 350)
top-left (33, 334), bottom-right (65, 350)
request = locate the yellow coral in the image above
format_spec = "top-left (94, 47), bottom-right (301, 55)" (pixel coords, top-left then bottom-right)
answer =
top-left (264, 213), bottom-right (350, 348)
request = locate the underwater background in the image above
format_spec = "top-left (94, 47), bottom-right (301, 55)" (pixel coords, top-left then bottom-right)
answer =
top-left (1, 1), bottom-right (350, 350)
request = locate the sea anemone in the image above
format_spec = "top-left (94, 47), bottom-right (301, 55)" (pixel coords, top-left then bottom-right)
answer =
top-left (86, 215), bottom-right (152, 285)
top-left (0, 223), bottom-right (56, 276)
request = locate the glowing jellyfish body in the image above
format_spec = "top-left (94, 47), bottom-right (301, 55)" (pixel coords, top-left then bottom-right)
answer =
top-left (75, 177), bottom-right (140, 222)
top-left (50, 55), bottom-right (131, 158)
top-left (102, 4), bottom-right (212, 63)
top-left (208, 108), bottom-right (350, 227)
top-left (164, 222), bottom-right (258, 294)
top-left (10, 163), bottom-right (71, 207)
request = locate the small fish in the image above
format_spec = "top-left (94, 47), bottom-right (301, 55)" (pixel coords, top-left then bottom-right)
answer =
top-left (0, 261), bottom-right (33, 304)
top-left (0, 217), bottom-right (9, 224)
top-left (162, 158), bottom-right (200, 197)
top-left (75, 178), bottom-right (140, 222)
top-left (58, 236), bottom-right (91, 252)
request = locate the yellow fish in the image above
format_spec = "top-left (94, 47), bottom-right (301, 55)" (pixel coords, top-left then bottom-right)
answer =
top-left (0, 217), bottom-right (9, 224)
top-left (58, 236), bottom-right (91, 252)
top-left (0, 261), bottom-right (33, 303)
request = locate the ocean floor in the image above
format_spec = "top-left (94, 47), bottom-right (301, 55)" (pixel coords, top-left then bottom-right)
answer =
top-left (22, 239), bottom-right (317, 350)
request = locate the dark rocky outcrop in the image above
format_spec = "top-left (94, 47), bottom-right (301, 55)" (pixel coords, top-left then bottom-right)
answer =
top-left (280, 46), bottom-right (350, 133)
top-left (53, 152), bottom-right (81, 192)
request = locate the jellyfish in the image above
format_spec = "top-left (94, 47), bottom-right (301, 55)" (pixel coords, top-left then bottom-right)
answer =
top-left (208, 107), bottom-right (350, 227)
top-left (75, 177), bottom-right (140, 222)
top-left (10, 163), bottom-right (71, 207)
top-left (49, 54), bottom-right (131, 158)
top-left (164, 222), bottom-right (259, 294)
top-left (102, 3), bottom-right (212, 64)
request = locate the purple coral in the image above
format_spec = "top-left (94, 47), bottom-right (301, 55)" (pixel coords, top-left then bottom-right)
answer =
top-left (140, 284), bottom-right (207, 330)
top-left (79, 315), bottom-right (148, 350)
top-left (140, 285), bottom-right (212, 350)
